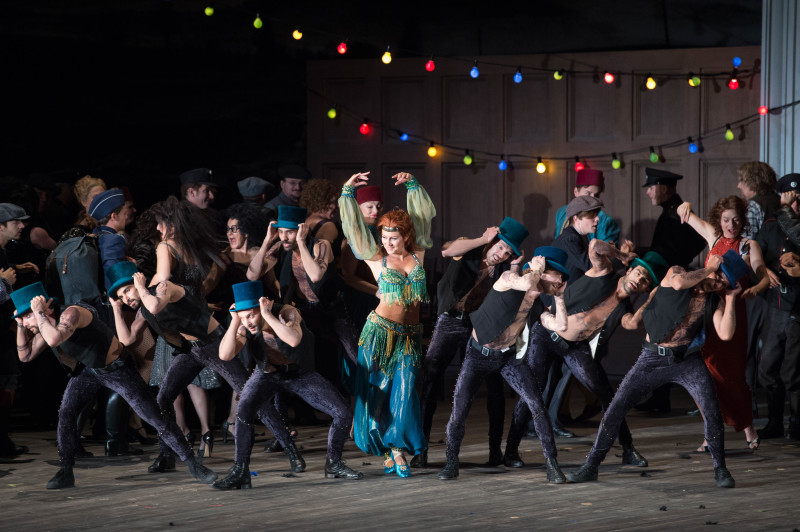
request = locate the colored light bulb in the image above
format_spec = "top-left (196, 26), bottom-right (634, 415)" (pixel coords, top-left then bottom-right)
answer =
top-left (513, 68), bottom-right (523, 84)
top-left (425, 58), bottom-right (435, 72)
top-left (292, 29), bottom-right (303, 40)
top-left (688, 137), bottom-right (698, 154)
top-left (536, 158), bottom-right (546, 174)
top-left (470, 60), bottom-right (479, 79)
top-left (359, 122), bottom-right (370, 135)
top-left (382, 48), bottom-right (392, 64)
top-left (645, 76), bottom-right (656, 90)
top-left (728, 78), bottom-right (739, 90)
top-left (611, 153), bottom-right (621, 170)
top-left (427, 142), bottom-right (437, 157)
top-left (574, 158), bottom-right (584, 172)
top-left (463, 152), bottom-right (473, 165)
top-left (337, 42), bottom-right (347, 54)
top-left (498, 158), bottom-right (508, 171)
top-left (204, 5), bottom-right (214, 16)
top-left (733, 56), bottom-right (742, 68)
top-left (553, 70), bottom-right (564, 80)
top-left (688, 73), bottom-right (701, 87)
top-left (253, 14), bottom-right (263, 29)
top-left (724, 125), bottom-right (734, 141)
top-left (758, 105), bottom-right (768, 115)
top-left (327, 107), bottom-right (337, 119)
top-left (604, 72), bottom-right (615, 84)
top-left (399, 132), bottom-right (409, 141)
top-left (649, 147), bottom-right (659, 163)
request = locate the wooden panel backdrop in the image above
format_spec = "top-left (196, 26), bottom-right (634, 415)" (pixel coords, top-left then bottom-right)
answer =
top-left (308, 46), bottom-right (760, 276)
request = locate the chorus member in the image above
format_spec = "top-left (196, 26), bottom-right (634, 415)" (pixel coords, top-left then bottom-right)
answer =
top-left (554, 169), bottom-right (620, 243)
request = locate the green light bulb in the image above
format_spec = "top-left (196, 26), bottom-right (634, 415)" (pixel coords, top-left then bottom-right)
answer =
top-left (612, 158), bottom-right (621, 170)
top-left (724, 128), bottom-right (734, 141)
top-left (253, 16), bottom-right (263, 29)
top-left (327, 107), bottom-right (337, 119)
top-left (204, 6), bottom-right (214, 16)
top-left (649, 151), bottom-right (659, 163)
top-left (553, 70), bottom-right (563, 80)
top-left (463, 154), bottom-right (473, 165)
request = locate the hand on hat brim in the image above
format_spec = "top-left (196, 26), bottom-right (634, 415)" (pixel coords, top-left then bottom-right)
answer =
top-left (780, 190), bottom-right (798, 207)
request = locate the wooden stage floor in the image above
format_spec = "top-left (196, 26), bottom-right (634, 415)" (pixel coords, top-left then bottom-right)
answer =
top-left (3, 389), bottom-right (800, 531)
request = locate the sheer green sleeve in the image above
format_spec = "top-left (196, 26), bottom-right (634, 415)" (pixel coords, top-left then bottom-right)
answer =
top-left (405, 178), bottom-right (436, 249)
top-left (339, 186), bottom-right (380, 260)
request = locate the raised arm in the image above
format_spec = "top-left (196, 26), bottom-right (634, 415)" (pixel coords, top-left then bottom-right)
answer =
top-left (134, 272), bottom-right (183, 315)
top-left (588, 238), bottom-right (636, 273)
top-left (247, 221), bottom-right (280, 281)
top-left (33, 299), bottom-right (92, 348)
top-left (664, 254), bottom-right (722, 290)
top-left (621, 287), bottom-right (658, 330)
top-left (540, 293), bottom-right (568, 332)
top-left (394, 172), bottom-right (436, 249)
top-left (15, 316), bottom-right (48, 362)
top-left (713, 283), bottom-right (742, 341)
top-left (339, 172), bottom-right (382, 261)
top-left (441, 229), bottom-right (498, 258)
top-left (261, 299), bottom-right (302, 348)
top-left (677, 201), bottom-right (717, 248)
top-left (495, 256), bottom-right (545, 292)
top-left (295, 223), bottom-right (332, 283)
top-left (110, 298), bottom-right (148, 346)
top-left (219, 308), bottom-right (248, 361)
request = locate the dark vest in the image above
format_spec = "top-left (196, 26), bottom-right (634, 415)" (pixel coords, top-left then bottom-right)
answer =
top-left (278, 236), bottom-right (339, 307)
top-left (643, 286), bottom-right (717, 344)
top-left (55, 304), bottom-right (115, 369)
top-left (141, 286), bottom-right (211, 340)
top-left (565, 271), bottom-right (619, 315)
top-left (245, 302), bottom-right (316, 373)
top-left (470, 288), bottom-right (525, 345)
top-left (436, 246), bottom-right (508, 315)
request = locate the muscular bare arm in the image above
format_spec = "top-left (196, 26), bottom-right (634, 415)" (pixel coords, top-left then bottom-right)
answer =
top-left (111, 299), bottom-right (148, 346)
top-left (134, 272), bottom-right (183, 315)
top-left (587, 239), bottom-right (635, 273)
top-left (247, 222), bottom-right (280, 281)
top-left (296, 223), bottom-right (332, 283)
top-left (540, 294), bottom-right (568, 332)
top-left (260, 298), bottom-right (303, 348)
top-left (15, 318), bottom-right (48, 362)
top-left (441, 228), bottom-right (497, 258)
top-left (621, 287), bottom-right (657, 330)
top-left (665, 255), bottom-right (722, 290)
top-left (34, 303), bottom-right (91, 348)
top-left (713, 285), bottom-right (741, 341)
top-left (219, 310), bottom-right (247, 361)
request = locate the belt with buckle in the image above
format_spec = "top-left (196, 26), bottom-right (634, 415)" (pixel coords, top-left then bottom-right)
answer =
top-left (643, 341), bottom-right (688, 359)
top-left (445, 310), bottom-right (469, 321)
top-left (91, 350), bottom-right (129, 375)
top-left (469, 338), bottom-right (511, 357)
top-left (549, 330), bottom-right (572, 347)
top-left (187, 326), bottom-right (225, 349)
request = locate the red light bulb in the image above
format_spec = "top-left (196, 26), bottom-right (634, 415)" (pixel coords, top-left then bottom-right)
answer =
top-left (728, 78), bottom-right (739, 90)
top-left (575, 161), bottom-right (584, 172)
top-left (425, 59), bottom-right (435, 72)
top-left (337, 42), bottom-right (347, 54)
top-left (758, 105), bottom-right (768, 115)
top-left (359, 122), bottom-right (370, 135)
top-left (604, 72), bottom-right (614, 84)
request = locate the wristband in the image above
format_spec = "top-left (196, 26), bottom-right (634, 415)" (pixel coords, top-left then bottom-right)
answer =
top-left (341, 184), bottom-right (356, 198)
top-left (403, 177), bottom-right (418, 190)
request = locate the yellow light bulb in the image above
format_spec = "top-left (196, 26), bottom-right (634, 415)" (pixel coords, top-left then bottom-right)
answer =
top-left (646, 76), bottom-right (656, 90)
top-left (536, 162), bottom-right (546, 174)
top-left (292, 29), bottom-right (303, 40)
top-left (382, 51), bottom-right (392, 64)
top-left (427, 145), bottom-right (437, 157)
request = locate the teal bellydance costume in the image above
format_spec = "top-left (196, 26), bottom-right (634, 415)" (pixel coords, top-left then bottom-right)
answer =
top-left (338, 176), bottom-right (435, 457)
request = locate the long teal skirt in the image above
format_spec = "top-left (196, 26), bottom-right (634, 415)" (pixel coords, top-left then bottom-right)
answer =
top-left (353, 312), bottom-right (427, 456)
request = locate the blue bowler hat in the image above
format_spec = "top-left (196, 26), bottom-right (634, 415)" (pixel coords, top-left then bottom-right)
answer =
top-left (533, 246), bottom-right (570, 280)
top-left (720, 249), bottom-right (749, 288)
top-left (497, 217), bottom-right (529, 257)
top-left (231, 281), bottom-right (263, 311)
top-left (275, 205), bottom-right (307, 230)
top-left (10, 282), bottom-right (54, 317)
top-left (107, 260), bottom-right (139, 299)
top-left (631, 251), bottom-right (668, 285)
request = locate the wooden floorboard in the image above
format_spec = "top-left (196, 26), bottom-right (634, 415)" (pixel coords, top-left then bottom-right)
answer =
top-left (3, 392), bottom-right (800, 531)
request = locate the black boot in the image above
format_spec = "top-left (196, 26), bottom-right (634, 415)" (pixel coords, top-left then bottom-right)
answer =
top-left (285, 442), bottom-right (306, 473)
top-left (487, 443), bottom-right (503, 467)
top-left (438, 456), bottom-right (459, 480)
top-left (105, 392), bottom-right (139, 456)
top-left (566, 463), bottom-right (598, 483)
top-left (503, 422), bottom-right (525, 467)
top-left (46, 465), bottom-right (75, 489)
top-left (410, 450), bottom-right (427, 468)
top-left (552, 422), bottom-right (575, 438)
top-left (212, 462), bottom-right (251, 490)
top-left (148, 451), bottom-right (176, 473)
top-left (758, 388), bottom-right (785, 439)
top-left (263, 437), bottom-right (284, 453)
top-left (545, 457), bottom-right (566, 484)
top-left (324, 458), bottom-right (363, 479)
top-left (621, 444), bottom-right (648, 467)
top-left (714, 466), bottom-right (735, 488)
top-left (185, 455), bottom-right (217, 484)
top-left (787, 392), bottom-right (800, 440)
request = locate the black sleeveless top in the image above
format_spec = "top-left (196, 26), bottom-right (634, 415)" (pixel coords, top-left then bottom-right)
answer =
top-left (244, 302), bottom-right (316, 373)
top-left (140, 286), bottom-right (211, 340)
top-left (642, 286), bottom-right (717, 344)
top-left (565, 271), bottom-right (619, 315)
top-left (278, 236), bottom-right (339, 307)
top-left (55, 303), bottom-right (115, 369)
top-left (161, 242), bottom-right (204, 296)
top-left (470, 288), bottom-right (526, 346)
top-left (436, 246), bottom-right (509, 315)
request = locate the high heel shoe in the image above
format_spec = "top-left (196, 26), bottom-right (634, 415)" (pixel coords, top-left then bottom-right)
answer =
top-left (383, 452), bottom-right (395, 474)
top-left (221, 421), bottom-right (235, 444)
top-left (185, 432), bottom-right (196, 448)
top-left (392, 450), bottom-right (410, 478)
top-left (197, 431), bottom-right (214, 458)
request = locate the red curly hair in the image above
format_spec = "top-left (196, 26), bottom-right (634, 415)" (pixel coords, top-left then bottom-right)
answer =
top-left (707, 195), bottom-right (750, 238)
top-left (377, 208), bottom-right (416, 251)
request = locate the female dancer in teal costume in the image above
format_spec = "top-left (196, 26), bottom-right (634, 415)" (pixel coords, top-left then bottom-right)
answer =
top-left (339, 171), bottom-right (436, 477)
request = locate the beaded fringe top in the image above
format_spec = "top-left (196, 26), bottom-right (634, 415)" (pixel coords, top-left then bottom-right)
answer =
top-left (359, 312), bottom-right (423, 374)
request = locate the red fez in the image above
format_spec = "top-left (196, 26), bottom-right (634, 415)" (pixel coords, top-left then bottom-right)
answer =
top-left (356, 185), bottom-right (383, 205)
top-left (576, 169), bottom-right (604, 188)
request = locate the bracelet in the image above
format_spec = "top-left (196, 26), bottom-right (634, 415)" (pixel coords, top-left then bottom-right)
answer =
top-left (341, 184), bottom-right (356, 198)
top-left (404, 177), bottom-right (418, 190)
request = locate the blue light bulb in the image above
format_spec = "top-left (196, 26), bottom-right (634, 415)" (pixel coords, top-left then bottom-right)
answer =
top-left (513, 70), bottom-right (522, 84)
top-left (399, 132), bottom-right (409, 141)
top-left (498, 159), bottom-right (508, 171)
top-left (470, 66), bottom-right (479, 78)
top-left (732, 56), bottom-right (742, 68)
top-left (689, 142), bottom-right (698, 154)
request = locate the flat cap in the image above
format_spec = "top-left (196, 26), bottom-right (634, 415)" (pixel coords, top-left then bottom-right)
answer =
top-left (565, 195), bottom-right (604, 220)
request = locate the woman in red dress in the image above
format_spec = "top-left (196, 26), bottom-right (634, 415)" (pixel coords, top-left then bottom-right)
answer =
top-left (678, 196), bottom-right (770, 450)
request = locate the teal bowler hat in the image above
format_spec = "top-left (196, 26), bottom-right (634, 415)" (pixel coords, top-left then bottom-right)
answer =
top-left (275, 205), bottom-right (307, 229)
top-left (107, 260), bottom-right (139, 299)
top-left (532, 246), bottom-right (570, 280)
top-left (231, 281), bottom-right (263, 311)
top-left (10, 282), bottom-right (53, 317)
top-left (496, 217), bottom-right (529, 257)
top-left (631, 250), bottom-right (668, 285)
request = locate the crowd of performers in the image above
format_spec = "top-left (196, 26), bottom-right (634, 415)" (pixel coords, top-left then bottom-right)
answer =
top-left (2, 161), bottom-right (800, 491)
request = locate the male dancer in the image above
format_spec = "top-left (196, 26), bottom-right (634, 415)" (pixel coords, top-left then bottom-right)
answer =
top-left (12, 282), bottom-right (216, 489)
top-left (414, 219), bottom-right (527, 468)
top-left (566, 251), bottom-right (746, 488)
top-left (438, 248), bottom-right (569, 482)
top-left (213, 281), bottom-right (362, 489)
top-left (504, 240), bottom-right (665, 468)
top-left (106, 261), bottom-right (305, 474)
